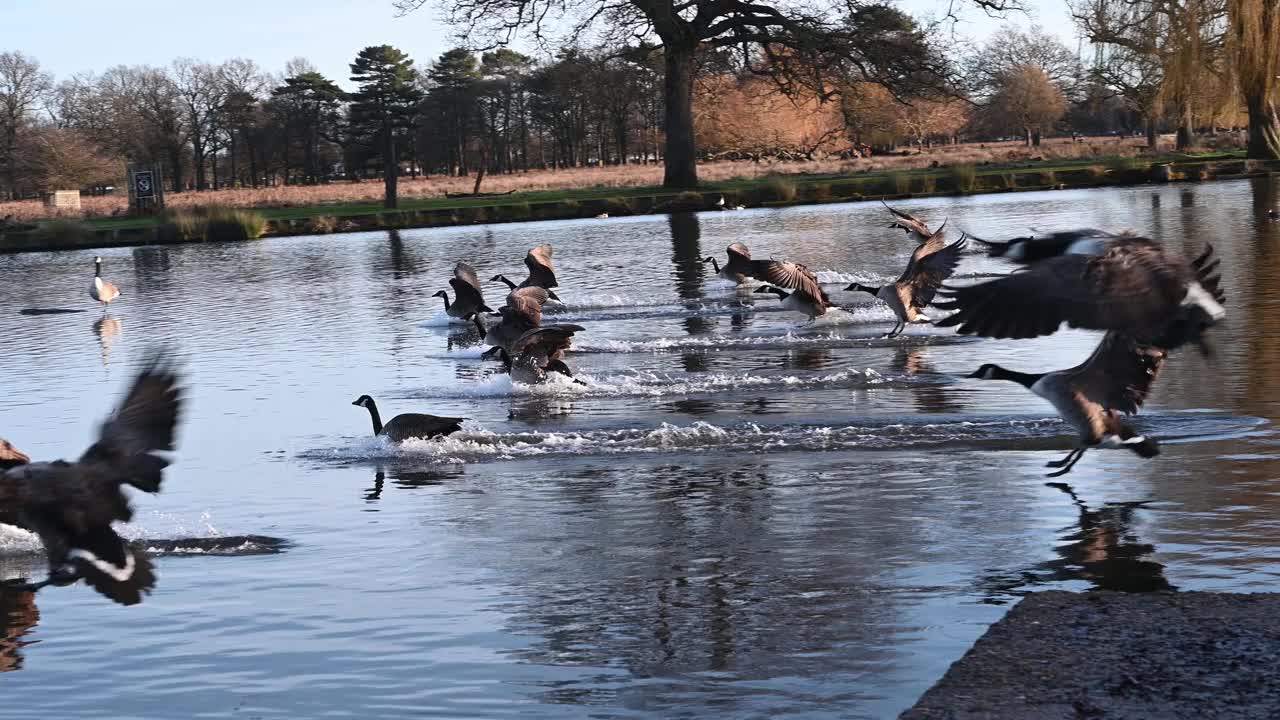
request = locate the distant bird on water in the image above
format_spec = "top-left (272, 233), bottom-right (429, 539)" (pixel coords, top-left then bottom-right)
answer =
top-left (0, 353), bottom-right (183, 605)
top-left (90, 256), bottom-right (120, 308)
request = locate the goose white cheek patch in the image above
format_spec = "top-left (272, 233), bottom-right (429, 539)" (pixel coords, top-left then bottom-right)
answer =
top-left (1183, 283), bottom-right (1226, 320)
top-left (67, 547), bottom-right (136, 582)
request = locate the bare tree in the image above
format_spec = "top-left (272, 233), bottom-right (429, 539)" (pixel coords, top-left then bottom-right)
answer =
top-left (0, 51), bottom-right (53, 198)
top-left (988, 65), bottom-right (1068, 145)
top-left (172, 58), bottom-right (227, 190)
top-left (393, 0), bottom-right (956, 188)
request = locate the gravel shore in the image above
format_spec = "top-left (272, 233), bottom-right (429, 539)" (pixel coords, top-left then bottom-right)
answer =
top-left (901, 591), bottom-right (1280, 720)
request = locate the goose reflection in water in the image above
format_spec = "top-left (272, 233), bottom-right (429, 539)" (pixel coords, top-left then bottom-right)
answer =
top-left (0, 589), bottom-right (37, 672)
top-left (892, 346), bottom-right (963, 415)
top-left (980, 482), bottom-right (1174, 602)
top-left (366, 466), bottom-right (464, 502)
top-left (92, 315), bottom-right (122, 365)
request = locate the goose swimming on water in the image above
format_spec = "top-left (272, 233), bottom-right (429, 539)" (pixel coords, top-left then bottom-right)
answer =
top-left (0, 353), bottom-right (183, 605)
top-left (90, 256), bottom-right (120, 308)
top-left (847, 234), bottom-right (967, 337)
top-left (350, 395), bottom-right (464, 442)
top-left (966, 332), bottom-right (1166, 477)
top-left (433, 262), bottom-right (493, 322)
top-left (935, 236), bottom-right (1226, 353)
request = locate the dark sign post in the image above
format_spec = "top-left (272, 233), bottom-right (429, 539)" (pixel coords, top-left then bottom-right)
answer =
top-left (128, 166), bottom-right (164, 214)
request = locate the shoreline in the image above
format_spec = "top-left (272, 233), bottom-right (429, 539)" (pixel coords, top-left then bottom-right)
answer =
top-left (901, 590), bottom-right (1280, 719)
top-left (2, 155), bottom-right (1274, 253)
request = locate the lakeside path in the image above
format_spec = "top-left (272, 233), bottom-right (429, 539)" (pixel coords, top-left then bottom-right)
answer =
top-left (901, 591), bottom-right (1280, 720)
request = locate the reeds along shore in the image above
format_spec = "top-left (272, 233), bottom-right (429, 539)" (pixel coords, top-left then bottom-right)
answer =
top-left (1, 154), bottom-right (1275, 254)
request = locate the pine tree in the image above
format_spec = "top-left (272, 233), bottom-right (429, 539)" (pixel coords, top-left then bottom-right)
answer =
top-left (350, 45), bottom-right (421, 208)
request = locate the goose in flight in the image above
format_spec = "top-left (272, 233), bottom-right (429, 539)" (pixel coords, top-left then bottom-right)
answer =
top-left (966, 332), bottom-right (1166, 477)
top-left (935, 238), bottom-right (1226, 353)
top-left (847, 235), bottom-right (967, 337)
top-left (434, 262), bottom-right (493, 322)
top-left (0, 353), bottom-right (183, 605)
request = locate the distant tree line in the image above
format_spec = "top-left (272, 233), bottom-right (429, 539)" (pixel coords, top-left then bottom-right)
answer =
top-left (0, 0), bottom-right (1276, 206)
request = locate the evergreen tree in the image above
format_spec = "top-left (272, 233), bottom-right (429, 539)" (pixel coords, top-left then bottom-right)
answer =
top-left (349, 45), bottom-right (421, 208)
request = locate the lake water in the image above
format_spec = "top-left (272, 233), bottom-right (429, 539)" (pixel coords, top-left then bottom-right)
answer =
top-left (1, 178), bottom-right (1278, 718)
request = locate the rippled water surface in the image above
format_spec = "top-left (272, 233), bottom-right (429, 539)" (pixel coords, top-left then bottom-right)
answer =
top-left (2, 179), bottom-right (1279, 717)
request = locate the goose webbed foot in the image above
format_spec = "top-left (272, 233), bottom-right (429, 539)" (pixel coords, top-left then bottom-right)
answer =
top-left (1045, 448), bottom-right (1087, 477)
top-left (480, 346), bottom-right (503, 361)
top-left (884, 322), bottom-right (905, 339)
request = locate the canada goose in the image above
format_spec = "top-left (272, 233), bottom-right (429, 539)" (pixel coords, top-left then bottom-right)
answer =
top-left (594, 213), bottom-right (609, 219)
top-left (0, 439), bottom-right (29, 470)
top-left (935, 239), bottom-right (1226, 353)
top-left (966, 332), bottom-right (1165, 477)
top-left (846, 234), bottom-right (967, 337)
top-left (350, 395), bottom-right (464, 442)
top-left (753, 284), bottom-right (831, 320)
top-left (475, 286), bottom-right (552, 358)
top-left (433, 262), bottom-right (494, 321)
top-left (90, 257), bottom-right (120, 308)
top-left (495, 243), bottom-right (557, 289)
top-left (491, 274), bottom-right (561, 302)
top-left (883, 202), bottom-right (947, 244)
top-left (968, 228), bottom-right (1125, 263)
top-left (0, 354), bottom-right (183, 605)
top-left (701, 242), bottom-right (755, 284)
top-left (502, 324), bottom-right (586, 384)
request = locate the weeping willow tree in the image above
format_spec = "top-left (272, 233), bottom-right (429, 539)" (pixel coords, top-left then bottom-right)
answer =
top-left (1227, 0), bottom-right (1280, 158)
top-left (1072, 0), bottom-right (1227, 150)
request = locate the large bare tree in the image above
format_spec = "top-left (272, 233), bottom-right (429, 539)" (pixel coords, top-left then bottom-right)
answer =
top-left (393, 0), bottom-right (980, 188)
top-left (0, 52), bottom-right (52, 198)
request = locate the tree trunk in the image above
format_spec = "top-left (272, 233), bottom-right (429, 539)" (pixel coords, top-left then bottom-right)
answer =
top-left (662, 44), bottom-right (698, 188)
top-left (169, 147), bottom-right (184, 193)
top-left (1032, 132), bottom-right (1042, 147)
top-left (1146, 119), bottom-right (1158, 149)
top-left (1176, 98), bottom-right (1195, 150)
top-left (1245, 93), bottom-right (1280, 160)
top-left (1024, 128), bottom-right (1032, 146)
top-left (382, 122), bottom-right (398, 209)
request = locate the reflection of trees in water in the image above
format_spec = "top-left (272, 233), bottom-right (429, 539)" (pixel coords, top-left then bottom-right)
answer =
top-left (493, 462), bottom-right (904, 700)
top-left (0, 590), bottom-right (38, 672)
top-left (978, 482), bottom-right (1173, 601)
top-left (668, 213), bottom-right (704, 300)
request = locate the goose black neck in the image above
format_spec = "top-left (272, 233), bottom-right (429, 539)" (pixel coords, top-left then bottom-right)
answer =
top-left (849, 283), bottom-right (881, 295)
top-left (94, 260), bottom-right (102, 278)
top-left (472, 316), bottom-right (487, 339)
top-left (704, 257), bottom-right (720, 272)
top-left (767, 287), bottom-right (788, 298)
top-left (439, 293), bottom-right (451, 310)
top-left (991, 366), bottom-right (1043, 388)
top-left (364, 400), bottom-right (384, 435)
top-left (497, 275), bottom-right (516, 289)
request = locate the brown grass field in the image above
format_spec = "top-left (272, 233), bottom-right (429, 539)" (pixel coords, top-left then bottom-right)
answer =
top-left (0, 134), bottom-right (1230, 222)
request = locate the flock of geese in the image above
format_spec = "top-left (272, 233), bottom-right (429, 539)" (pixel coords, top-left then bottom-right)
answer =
top-left (0, 202), bottom-right (1227, 608)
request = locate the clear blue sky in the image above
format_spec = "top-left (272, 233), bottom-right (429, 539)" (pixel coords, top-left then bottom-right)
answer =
top-left (1, 0), bottom-right (1077, 89)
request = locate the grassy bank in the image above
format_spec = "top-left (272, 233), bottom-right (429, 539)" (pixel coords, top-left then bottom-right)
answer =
top-left (1, 151), bottom-right (1269, 253)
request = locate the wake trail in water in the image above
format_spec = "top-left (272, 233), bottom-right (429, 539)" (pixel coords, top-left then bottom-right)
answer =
top-left (302, 413), bottom-right (1266, 467)
top-left (406, 367), bottom-right (896, 400)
